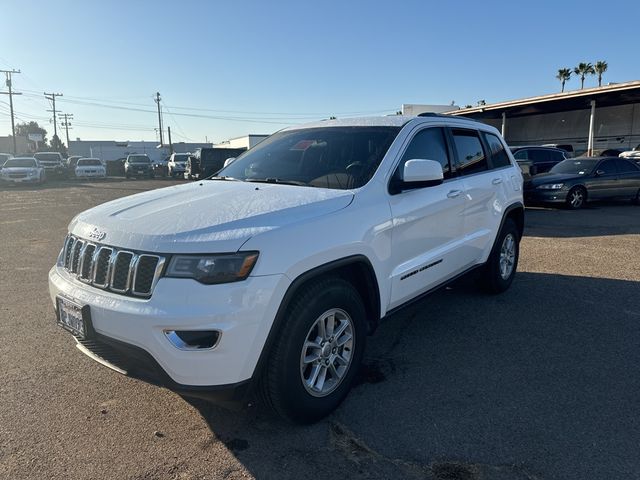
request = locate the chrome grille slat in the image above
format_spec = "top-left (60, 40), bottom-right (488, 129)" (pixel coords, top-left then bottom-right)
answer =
top-left (59, 234), bottom-right (163, 298)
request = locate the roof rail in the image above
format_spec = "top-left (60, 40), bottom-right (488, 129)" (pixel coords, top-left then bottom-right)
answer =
top-left (417, 112), bottom-right (479, 122)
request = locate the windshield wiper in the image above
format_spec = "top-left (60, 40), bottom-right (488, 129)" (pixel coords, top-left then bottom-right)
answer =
top-left (246, 177), bottom-right (309, 186)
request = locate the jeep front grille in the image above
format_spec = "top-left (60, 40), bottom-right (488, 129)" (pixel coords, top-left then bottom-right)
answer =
top-left (61, 235), bottom-right (165, 297)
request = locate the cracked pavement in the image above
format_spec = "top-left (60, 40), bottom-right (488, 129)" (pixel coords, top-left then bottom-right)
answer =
top-left (1, 179), bottom-right (639, 479)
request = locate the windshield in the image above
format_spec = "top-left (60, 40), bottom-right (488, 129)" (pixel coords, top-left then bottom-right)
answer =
top-left (78, 159), bottom-right (102, 166)
top-left (5, 158), bottom-right (37, 168)
top-left (128, 155), bottom-right (150, 164)
top-left (217, 126), bottom-right (401, 189)
top-left (34, 153), bottom-right (60, 162)
top-left (550, 159), bottom-right (598, 175)
top-left (174, 154), bottom-right (189, 162)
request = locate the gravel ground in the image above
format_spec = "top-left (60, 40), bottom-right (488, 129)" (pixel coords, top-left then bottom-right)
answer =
top-left (1, 178), bottom-right (639, 480)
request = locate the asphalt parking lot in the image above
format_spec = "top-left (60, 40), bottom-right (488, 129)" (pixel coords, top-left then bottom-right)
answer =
top-left (1, 178), bottom-right (639, 480)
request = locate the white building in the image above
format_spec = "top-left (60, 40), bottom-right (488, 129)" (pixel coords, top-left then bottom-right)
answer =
top-left (68, 140), bottom-right (212, 162)
top-left (401, 104), bottom-right (460, 116)
top-left (214, 134), bottom-right (268, 150)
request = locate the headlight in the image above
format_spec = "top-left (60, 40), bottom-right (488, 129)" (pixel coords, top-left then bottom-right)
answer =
top-left (166, 252), bottom-right (259, 284)
top-left (537, 183), bottom-right (564, 190)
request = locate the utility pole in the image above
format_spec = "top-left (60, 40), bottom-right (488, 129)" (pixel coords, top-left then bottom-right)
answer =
top-left (0, 69), bottom-right (22, 154)
top-left (58, 113), bottom-right (73, 148)
top-left (154, 92), bottom-right (164, 146)
top-left (44, 91), bottom-right (63, 138)
top-left (167, 126), bottom-right (173, 154)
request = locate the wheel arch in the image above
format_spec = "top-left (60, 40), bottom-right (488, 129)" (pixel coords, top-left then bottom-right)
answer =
top-left (502, 201), bottom-right (525, 239)
top-left (251, 255), bottom-right (381, 382)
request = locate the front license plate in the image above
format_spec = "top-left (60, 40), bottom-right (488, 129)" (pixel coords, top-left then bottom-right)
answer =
top-left (137, 170), bottom-right (144, 174)
top-left (57, 296), bottom-right (90, 339)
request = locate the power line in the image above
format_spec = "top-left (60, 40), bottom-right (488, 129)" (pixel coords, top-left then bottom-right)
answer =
top-left (0, 68), bottom-right (22, 153)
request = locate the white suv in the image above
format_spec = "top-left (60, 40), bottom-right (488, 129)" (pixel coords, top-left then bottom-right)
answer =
top-left (49, 115), bottom-right (524, 423)
top-left (167, 152), bottom-right (190, 177)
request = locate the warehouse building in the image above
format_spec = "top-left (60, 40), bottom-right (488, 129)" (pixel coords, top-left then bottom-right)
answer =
top-left (447, 80), bottom-right (640, 156)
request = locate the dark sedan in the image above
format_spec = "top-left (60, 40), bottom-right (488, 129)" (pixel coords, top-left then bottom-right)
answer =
top-left (524, 157), bottom-right (640, 209)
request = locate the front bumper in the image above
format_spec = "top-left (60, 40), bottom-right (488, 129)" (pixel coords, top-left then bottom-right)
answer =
top-left (49, 265), bottom-right (290, 389)
top-left (524, 188), bottom-right (568, 204)
top-left (1, 175), bottom-right (39, 183)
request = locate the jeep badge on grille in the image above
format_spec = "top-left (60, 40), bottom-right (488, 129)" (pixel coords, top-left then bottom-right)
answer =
top-left (88, 227), bottom-right (106, 241)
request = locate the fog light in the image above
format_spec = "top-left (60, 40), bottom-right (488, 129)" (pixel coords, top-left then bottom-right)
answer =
top-left (164, 330), bottom-right (220, 350)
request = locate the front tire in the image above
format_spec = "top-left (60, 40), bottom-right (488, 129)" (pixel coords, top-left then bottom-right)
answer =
top-left (566, 186), bottom-right (586, 209)
top-left (479, 218), bottom-right (519, 294)
top-left (261, 277), bottom-right (366, 424)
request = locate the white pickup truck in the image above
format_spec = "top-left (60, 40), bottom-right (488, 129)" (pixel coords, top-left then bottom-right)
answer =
top-left (49, 114), bottom-right (524, 423)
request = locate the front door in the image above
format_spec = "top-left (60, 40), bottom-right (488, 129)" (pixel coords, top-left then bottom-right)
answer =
top-left (388, 127), bottom-right (466, 309)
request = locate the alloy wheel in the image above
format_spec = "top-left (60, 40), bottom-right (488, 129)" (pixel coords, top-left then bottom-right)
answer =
top-left (300, 308), bottom-right (354, 397)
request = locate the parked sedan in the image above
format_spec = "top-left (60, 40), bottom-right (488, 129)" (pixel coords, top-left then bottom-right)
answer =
top-left (524, 157), bottom-right (640, 209)
top-left (0, 157), bottom-right (46, 185)
top-left (75, 158), bottom-right (106, 179)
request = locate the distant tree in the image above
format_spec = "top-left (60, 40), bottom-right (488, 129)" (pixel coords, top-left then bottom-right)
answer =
top-left (15, 121), bottom-right (48, 151)
top-left (556, 68), bottom-right (572, 92)
top-left (594, 60), bottom-right (608, 87)
top-left (50, 134), bottom-right (67, 155)
top-left (477, 100), bottom-right (486, 106)
top-left (574, 62), bottom-right (595, 89)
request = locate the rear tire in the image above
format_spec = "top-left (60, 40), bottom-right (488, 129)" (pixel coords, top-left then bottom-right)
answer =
top-left (566, 186), bottom-right (586, 209)
top-left (260, 277), bottom-right (366, 424)
top-left (479, 218), bottom-right (519, 294)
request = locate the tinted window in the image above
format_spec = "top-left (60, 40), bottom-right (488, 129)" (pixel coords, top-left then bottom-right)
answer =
top-left (452, 129), bottom-right (487, 175)
top-left (513, 149), bottom-right (528, 160)
top-left (219, 126), bottom-right (401, 190)
top-left (616, 158), bottom-right (640, 173)
top-left (483, 133), bottom-right (511, 168)
top-left (398, 127), bottom-right (451, 179)
top-left (529, 149), bottom-right (551, 163)
top-left (550, 150), bottom-right (566, 162)
top-left (598, 159), bottom-right (617, 175)
top-left (5, 158), bottom-right (37, 168)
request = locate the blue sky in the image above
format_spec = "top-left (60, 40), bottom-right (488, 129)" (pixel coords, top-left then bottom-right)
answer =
top-left (1, 0), bottom-right (638, 144)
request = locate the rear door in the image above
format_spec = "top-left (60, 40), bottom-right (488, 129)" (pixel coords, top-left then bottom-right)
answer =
top-left (614, 158), bottom-right (640, 198)
top-left (449, 128), bottom-right (503, 266)
top-left (387, 126), bottom-right (466, 309)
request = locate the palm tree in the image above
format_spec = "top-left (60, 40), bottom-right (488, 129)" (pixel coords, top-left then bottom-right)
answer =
top-left (594, 60), bottom-right (608, 87)
top-left (574, 62), bottom-right (595, 89)
top-left (556, 68), bottom-right (572, 92)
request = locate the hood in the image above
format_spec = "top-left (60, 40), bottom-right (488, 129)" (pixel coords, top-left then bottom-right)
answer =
top-left (527, 172), bottom-right (585, 188)
top-left (70, 181), bottom-right (354, 253)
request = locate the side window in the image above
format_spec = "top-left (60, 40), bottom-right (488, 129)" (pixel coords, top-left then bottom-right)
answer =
top-left (398, 127), bottom-right (451, 179)
top-left (529, 149), bottom-right (551, 164)
top-left (598, 159), bottom-right (617, 175)
top-left (550, 150), bottom-right (566, 162)
top-left (483, 132), bottom-right (511, 169)
top-left (451, 129), bottom-right (488, 175)
top-left (513, 149), bottom-right (528, 160)
top-left (616, 159), bottom-right (640, 173)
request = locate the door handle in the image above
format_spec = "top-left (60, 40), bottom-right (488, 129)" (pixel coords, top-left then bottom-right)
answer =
top-left (492, 178), bottom-right (503, 185)
top-left (447, 190), bottom-right (462, 198)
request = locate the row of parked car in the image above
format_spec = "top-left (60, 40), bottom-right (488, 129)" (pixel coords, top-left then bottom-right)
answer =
top-left (0, 152), bottom-right (108, 185)
top-left (515, 144), bottom-right (640, 209)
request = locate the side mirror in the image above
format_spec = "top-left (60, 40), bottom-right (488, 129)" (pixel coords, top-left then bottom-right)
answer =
top-left (595, 170), bottom-right (605, 176)
top-left (223, 157), bottom-right (236, 168)
top-left (391, 159), bottom-right (444, 194)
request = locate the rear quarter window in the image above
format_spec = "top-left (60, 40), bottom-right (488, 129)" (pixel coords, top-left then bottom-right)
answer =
top-left (483, 133), bottom-right (511, 169)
